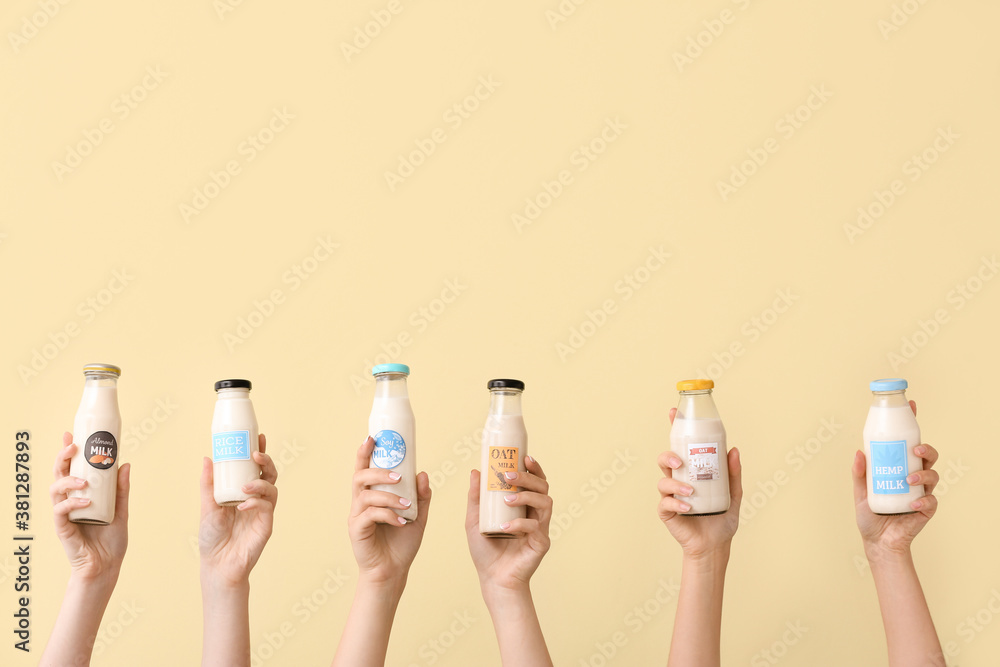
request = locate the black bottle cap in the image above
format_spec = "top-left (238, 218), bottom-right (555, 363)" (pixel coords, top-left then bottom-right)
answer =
top-left (214, 379), bottom-right (252, 391)
top-left (487, 378), bottom-right (524, 391)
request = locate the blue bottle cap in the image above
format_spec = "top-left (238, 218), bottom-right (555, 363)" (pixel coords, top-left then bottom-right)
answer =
top-left (870, 378), bottom-right (907, 392)
top-left (372, 363), bottom-right (410, 376)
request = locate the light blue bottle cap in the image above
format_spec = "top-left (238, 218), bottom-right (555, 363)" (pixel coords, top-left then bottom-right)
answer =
top-left (372, 363), bottom-right (410, 376)
top-left (870, 378), bottom-right (907, 392)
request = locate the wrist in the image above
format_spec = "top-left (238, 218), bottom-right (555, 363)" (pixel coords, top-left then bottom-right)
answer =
top-left (200, 563), bottom-right (251, 594)
top-left (864, 540), bottom-right (913, 568)
top-left (67, 568), bottom-right (119, 600)
top-left (481, 579), bottom-right (531, 607)
top-left (681, 544), bottom-right (731, 571)
top-left (358, 571), bottom-right (408, 600)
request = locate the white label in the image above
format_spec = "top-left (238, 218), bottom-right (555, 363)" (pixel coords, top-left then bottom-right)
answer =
top-left (688, 443), bottom-right (720, 481)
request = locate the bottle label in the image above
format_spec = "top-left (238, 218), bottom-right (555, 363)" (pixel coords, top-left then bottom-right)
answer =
top-left (85, 431), bottom-right (118, 469)
top-left (213, 430), bottom-right (251, 462)
top-left (372, 430), bottom-right (406, 469)
top-left (486, 446), bottom-right (519, 492)
top-left (688, 443), bottom-right (720, 481)
top-left (870, 440), bottom-right (909, 494)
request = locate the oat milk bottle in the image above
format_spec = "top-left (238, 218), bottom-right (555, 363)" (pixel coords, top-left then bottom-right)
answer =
top-left (68, 363), bottom-right (122, 525)
top-left (670, 379), bottom-right (730, 515)
top-left (368, 364), bottom-right (417, 522)
top-left (479, 379), bottom-right (527, 537)
top-left (863, 378), bottom-right (923, 515)
top-left (211, 379), bottom-right (261, 506)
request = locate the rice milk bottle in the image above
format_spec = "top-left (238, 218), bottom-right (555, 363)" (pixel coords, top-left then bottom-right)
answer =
top-left (211, 379), bottom-right (261, 506)
top-left (479, 379), bottom-right (527, 537)
top-left (68, 363), bottom-right (122, 525)
top-left (368, 364), bottom-right (417, 522)
top-left (669, 379), bottom-right (730, 515)
top-left (863, 378), bottom-right (923, 514)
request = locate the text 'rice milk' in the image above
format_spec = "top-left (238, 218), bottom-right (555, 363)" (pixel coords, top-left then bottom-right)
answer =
top-left (69, 363), bottom-right (122, 525)
top-left (863, 378), bottom-right (923, 515)
top-left (480, 379), bottom-right (527, 537)
top-left (369, 364), bottom-right (417, 522)
top-left (669, 379), bottom-right (730, 515)
top-left (211, 379), bottom-right (261, 506)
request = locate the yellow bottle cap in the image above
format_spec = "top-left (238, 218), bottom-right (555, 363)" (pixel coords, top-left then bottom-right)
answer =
top-left (677, 379), bottom-right (713, 391)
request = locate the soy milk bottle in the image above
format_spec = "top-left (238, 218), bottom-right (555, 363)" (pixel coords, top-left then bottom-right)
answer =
top-left (211, 379), bottom-right (261, 506)
top-left (669, 379), bottom-right (730, 515)
top-left (68, 364), bottom-right (122, 525)
top-left (479, 379), bottom-right (527, 537)
top-left (863, 378), bottom-right (923, 514)
top-left (368, 364), bottom-right (417, 522)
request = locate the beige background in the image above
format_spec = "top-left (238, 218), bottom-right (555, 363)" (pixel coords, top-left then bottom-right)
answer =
top-left (2, 1), bottom-right (999, 665)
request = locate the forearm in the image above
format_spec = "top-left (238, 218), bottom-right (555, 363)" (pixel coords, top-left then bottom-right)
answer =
top-left (668, 548), bottom-right (730, 667)
top-left (482, 584), bottom-right (552, 667)
top-left (332, 575), bottom-right (405, 667)
top-left (201, 569), bottom-right (251, 667)
top-left (40, 571), bottom-right (119, 667)
top-left (865, 545), bottom-right (943, 667)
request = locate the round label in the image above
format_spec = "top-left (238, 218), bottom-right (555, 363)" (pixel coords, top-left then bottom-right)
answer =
top-left (372, 430), bottom-right (406, 469)
top-left (85, 431), bottom-right (118, 470)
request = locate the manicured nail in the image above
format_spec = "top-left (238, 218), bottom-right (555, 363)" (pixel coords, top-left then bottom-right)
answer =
top-left (906, 474), bottom-right (919, 484)
top-left (526, 456), bottom-right (535, 464)
top-left (669, 457), bottom-right (682, 468)
top-left (77, 498), bottom-right (91, 505)
top-left (399, 498), bottom-right (412, 507)
top-left (397, 516), bottom-right (407, 525)
top-left (504, 494), bottom-right (517, 502)
top-left (501, 522), bottom-right (511, 531)
top-left (915, 446), bottom-right (926, 456)
top-left (388, 472), bottom-right (401, 480)
top-left (237, 502), bottom-right (249, 510)
top-left (681, 486), bottom-right (693, 496)
top-left (504, 472), bottom-right (517, 480)
top-left (910, 499), bottom-right (922, 510)
top-left (74, 478), bottom-right (87, 487)
top-left (679, 502), bottom-right (691, 512)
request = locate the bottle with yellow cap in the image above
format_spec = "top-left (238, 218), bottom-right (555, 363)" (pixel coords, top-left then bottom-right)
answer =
top-left (669, 379), bottom-right (730, 515)
top-left (68, 363), bottom-right (123, 525)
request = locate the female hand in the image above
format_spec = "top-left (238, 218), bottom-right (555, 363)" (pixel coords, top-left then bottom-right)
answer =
top-left (49, 431), bottom-right (130, 581)
top-left (199, 434), bottom-right (278, 586)
top-left (465, 456), bottom-right (552, 592)
top-left (657, 408), bottom-right (742, 558)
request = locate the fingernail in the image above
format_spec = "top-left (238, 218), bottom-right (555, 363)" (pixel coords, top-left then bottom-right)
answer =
top-left (75, 478), bottom-right (87, 487)
top-left (397, 516), bottom-right (407, 525)
top-left (915, 446), bottom-right (926, 455)
top-left (669, 458), bottom-right (682, 468)
top-left (501, 522), bottom-right (511, 531)
top-left (907, 474), bottom-right (919, 484)
top-left (78, 498), bottom-right (91, 505)
top-left (526, 456), bottom-right (535, 464)
top-left (237, 502), bottom-right (248, 510)
top-left (504, 494), bottom-right (517, 502)
top-left (679, 502), bottom-right (691, 511)
top-left (910, 500), bottom-right (922, 510)
top-left (682, 486), bottom-right (693, 496)
top-left (388, 472), bottom-right (401, 480)
top-left (399, 498), bottom-right (412, 507)
top-left (504, 472), bottom-right (517, 480)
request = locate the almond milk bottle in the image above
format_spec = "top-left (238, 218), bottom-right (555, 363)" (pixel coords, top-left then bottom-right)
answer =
top-left (670, 379), bottom-right (730, 515)
top-left (211, 379), bottom-right (261, 506)
top-left (479, 379), bottom-right (527, 537)
top-left (368, 364), bottom-right (417, 522)
top-left (68, 364), bottom-right (122, 525)
top-left (863, 378), bottom-right (923, 515)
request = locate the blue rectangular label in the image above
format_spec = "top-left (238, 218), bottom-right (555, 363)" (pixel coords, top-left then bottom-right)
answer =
top-left (871, 440), bottom-right (909, 495)
top-left (213, 430), bottom-right (251, 462)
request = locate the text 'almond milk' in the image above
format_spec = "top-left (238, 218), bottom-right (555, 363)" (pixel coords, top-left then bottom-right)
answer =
top-left (669, 379), bottom-right (730, 516)
top-left (68, 363), bottom-right (123, 525)
top-left (479, 379), bottom-right (527, 537)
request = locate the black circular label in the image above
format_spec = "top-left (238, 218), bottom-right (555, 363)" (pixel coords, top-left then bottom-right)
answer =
top-left (85, 431), bottom-right (118, 469)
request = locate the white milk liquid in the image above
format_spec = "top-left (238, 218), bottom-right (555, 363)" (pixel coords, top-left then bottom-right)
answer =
top-left (212, 388), bottom-right (261, 506)
top-left (480, 414), bottom-right (527, 537)
top-left (670, 417), bottom-right (730, 515)
top-left (69, 382), bottom-right (122, 525)
top-left (369, 396), bottom-right (417, 522)
top-left (863, 404), bottom-right (923, 514)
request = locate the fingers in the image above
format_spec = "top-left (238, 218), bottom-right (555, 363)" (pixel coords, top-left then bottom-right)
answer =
top-left (466, 469), bottom-right (481, 530)
top-left (414, 471), bottom-right (432, 529)
top-left (254, 451), bottom-right (277, 485)
top-left (908, 468), bottom-right (939, 495)
top-left (909, 400), bottom-right (917, 417)
top-left (852, 450), bottom-right (868, 506)
top-left (657, 450), bottom-right (681, 477)
top-left (727, 447), bottom-right (743, 506)
top-left (114, 463), bottom-right (131, 523)
top-left (50, 476), bottom-right (86, 503)
top-left (912, 492), bottom-right (937, 518)
top-left (258, 433), bottom-right (266, 455)
top-left (241, 479), bottom-right (278, 508)
top-left (658, 494), bottom-right (692, 516)
top-left (525, 455), bottom-right (546, 481)
top-left (499, 516), bottom-right (541, 538)
top-left (657, 476), bottom-right (692, 499)
top-left (668, 407), bottom-right (677, 425)
top-left (351, 488), bottom-right (412, 516)
top-left (354, 436), bottom-right (375, 473)
top-left (199, 457), bottom-right (216, 515)
top-left (353, 468), bottom-right (402, 494)
top-left (54, 496), bottom-right (91, 517)
top-left (53, 436), bottom-right (75, 481)
top-left (355, 505), bottom-right (407, 527)
top-left (503, 490), bottom-right (553, 522)
top-left (914, 443), bottom-right (938, 469)
top-left (502, 469), bottom-right (548, 495)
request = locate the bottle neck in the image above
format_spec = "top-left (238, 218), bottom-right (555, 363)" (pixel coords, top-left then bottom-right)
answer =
top-left (374, 373), bottom-right (409, 399)
top-left (488, 390), bottom-right (523, 416)
top-left (675, 390), bottom-right (720, 420)
top-left (871, 390), bottom-right (908, 409)
top-left (216, 388), bottom-right (251, 400)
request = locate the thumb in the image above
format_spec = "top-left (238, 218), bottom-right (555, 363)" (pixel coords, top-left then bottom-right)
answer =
top-left (465, 469), bottom-right (481, 529)
top-left (114, 463), bottom-right (131, 523)
top-left (200, 457), bottom-right (216, 517)
top-left (414, 471), bottom-right (432, 530)
top-left (727, 448), bottom-right (742, 509)
top-left (852, 450), bottom-right (868, 506)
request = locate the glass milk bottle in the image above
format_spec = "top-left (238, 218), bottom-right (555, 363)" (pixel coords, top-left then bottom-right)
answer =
top-left (368, 364), bottom-right (417, 522)
top-left (211, 379), bottom-right (261, 506)
top-left (68, 363), bottom-right (123, 525)
top-left (863, 378), bottom-right (923, 514)
top-left (479, 379), bottom-right (527, 537)
top-left (669, 379), bottom-right (730, 515)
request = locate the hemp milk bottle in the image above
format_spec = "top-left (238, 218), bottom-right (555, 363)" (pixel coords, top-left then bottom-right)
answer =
top-left (68, 363), bottom-right (123, 525)
top-left (368, 364), bottom-right (418, 522)
top-left (669, 379), bottom-right (730, 515)
top-left (479, 379), bottom-right (527, 537)
top-left (211, 379), bottom-right (261, 506)
top-left (863, 378), bottom-right (923, 514)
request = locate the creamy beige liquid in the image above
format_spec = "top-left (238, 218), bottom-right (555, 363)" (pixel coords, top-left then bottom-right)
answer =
top-left (480, 412), bottom-right (527, 537)
top-left (212, 387), bottom-right (261, 506)
top-left (670, 417), bottom-right (730, 515)
top-left (864, 403), bottom-right (923, 515)
top-left (68, 374), bottom-right (122, 525)
top-left (369, 394), bottom-right (418, 522)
